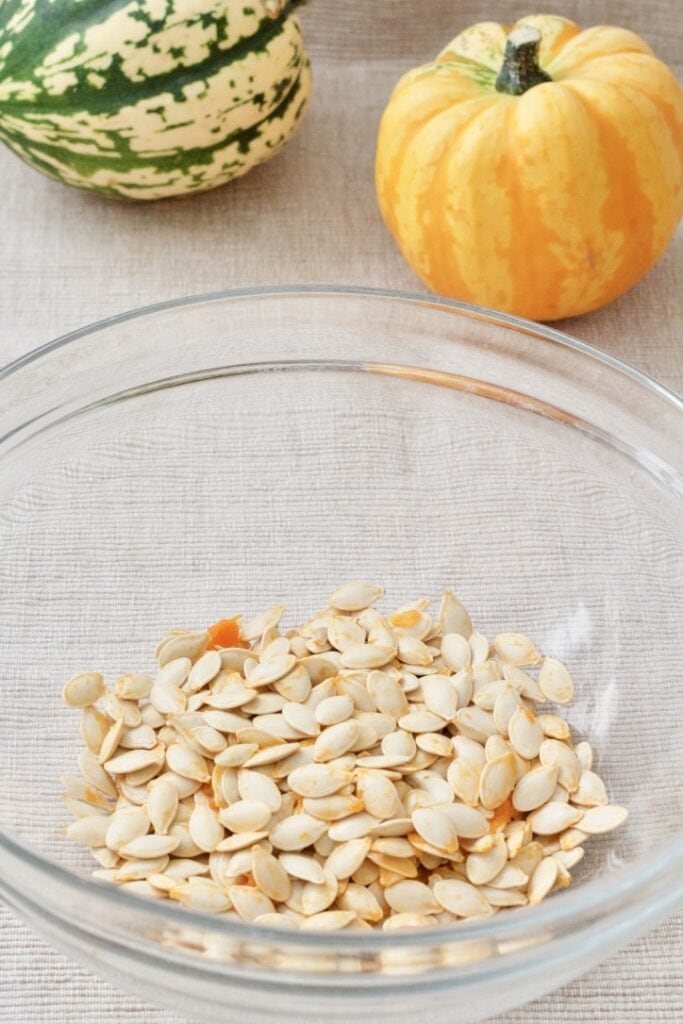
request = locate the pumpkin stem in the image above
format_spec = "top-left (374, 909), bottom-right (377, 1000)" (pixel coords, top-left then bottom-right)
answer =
top-left (495, 26), bottom-right (552, 95)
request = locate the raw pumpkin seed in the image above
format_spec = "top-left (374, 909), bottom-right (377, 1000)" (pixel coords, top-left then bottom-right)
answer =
top-left (61, 584), bottom-right (625, 931)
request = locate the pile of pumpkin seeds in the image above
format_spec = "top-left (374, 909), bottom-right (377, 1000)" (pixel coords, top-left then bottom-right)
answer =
top-left (61, 583), bottom-right (627, 932)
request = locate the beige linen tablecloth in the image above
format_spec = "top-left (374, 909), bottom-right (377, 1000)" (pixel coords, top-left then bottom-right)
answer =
top-left (0, 2), bottom-right (681, 1021)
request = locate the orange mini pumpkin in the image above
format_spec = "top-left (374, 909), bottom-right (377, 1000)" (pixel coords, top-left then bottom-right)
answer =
top-left (375, 14), bottom-right (683, 320)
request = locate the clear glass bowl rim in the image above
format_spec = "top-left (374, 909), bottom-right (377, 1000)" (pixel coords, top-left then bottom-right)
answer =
top-left (0, 283), bottom-right (681, 952)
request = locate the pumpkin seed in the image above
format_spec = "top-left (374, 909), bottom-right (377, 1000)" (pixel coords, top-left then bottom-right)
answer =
top-left (329, 582), bottom-right (384, 612)
top-left (63, 672), bottom-right (105, 708)
top-left (527, 801), bottom-right (583, 835)
top-left (315, 694), bottom-right (354, 726)
top-left (433, 878), bottom-right (492, 918)
top-left (119, 834), bottom-right (179, 859)
top-left (62, 584), bottom-right (626, 931)
top-left (508, 706), bottom-right (544, 759)
top-left (441, 633), bottom-right (472, 672)
top-left (512, 764), bottom-right (558, 812)
top-left (340, 644), bottom-right (395, 670)
top-left (479, 753), bottom-right (516, 810)
top-left (527, 856), bottom-right (559, 904)
top-left (576, 805), bottom-right (628, 834)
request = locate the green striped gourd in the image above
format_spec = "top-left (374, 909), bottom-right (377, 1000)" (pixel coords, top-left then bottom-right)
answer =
top-left (0, 0), bottom-right (311, 199)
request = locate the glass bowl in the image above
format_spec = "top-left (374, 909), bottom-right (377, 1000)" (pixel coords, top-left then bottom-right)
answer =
top-left (0, 287), bottom-right (681, 1024)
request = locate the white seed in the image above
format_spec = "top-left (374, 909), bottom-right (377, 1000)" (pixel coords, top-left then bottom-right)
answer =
top-left (118, 724), bottom-right (157, 750)
top-left (298, 867), bottom-right (337, 916)
top-left (468, 631), bottom-right (489, 666)
top-left (105, 807), bottom-right (150, 851)
top-left (165, 743), bottom-right (210, 782)
top-left (315, 695), bottom-right (354, 726)
top-left (172, 879), bottom-right (232, 913)
top-left (220, 800), bottom-right (271, 834)
top-left (119, 834), bottom-right (180, 859)
top-left (299, 910), bottom-right (355, 931)
top-left (313, 720), bottom-right (359, 762)
top-left (367, 671), bottom-right (408, 719)
top-left (433, 878), bottom-right (491, 918)
top-left (357, 772), bottom-right (399, 819)
top-left (441, 634), bottom-right (472, 672)
top-left (441, 803), bottom-right (489, 839)
top-left (325, 838), bottom-right (372, 880)
top-left (81, 706), bottom-right (111, 755)
top-left (576, 805), bottom-right (628, 834)
top-left (251, 845), bottom-right (292, 902)
top-left (539, 739), bottom-right (581, 792)
top-left (452, 735), bottom-right (487, 768)
top-left (186, 650), bottom-right (222, 693)
top-left (240, 605), bottom-right (285, 642)
top-left (451, 669), bottom-right (474, 709)
top-left (215, 743), bottom-right (259, 767)
top-left (327, 617), bottom-right (365, 652)
top-left (421, 676), bottom-right (458, 721)
top-left (236, 768), bottom-right (282, 811)
top-left (280, 701), bottom-right (318, 736)
top-left (327, 812), bottom-right (379, 842)
top-left (340, 644), bottom-right (395, 670)
top-left (115, 857), bottom-right (170, 882)
top-left (397, 636), bottom-right (433, 666)
top-left (512, 765), bottom-right (559, 812)
top-left (487, 864), bottom-right (529, 889)
top-left (329, 582), bottom-right (384, 612)
top-left (189, 804), bottom-right (224, 852)
top-left (466, 834), bottom-right (508, 885)
top-left (246, 655), bottom-right (297, 688)
top-left (288, 763), bottom-right (353, 798)
top-left (528, 857), bottom-right (558, 904)
top-left (455, 707), bottom-right (498, 742)
top-left (572, 770), bottom-right (608, 807)
top-left (157, 634), bottom-right (207, 667)
top-left (536, 714), bottom-right (571, 740)
top-left (479, 886), bottom-right (527, 907)
top-left (574, 741), bottom-right (593, 771)
top-left (539, 657), bottom-right (574, 704)
top-left (63, 672), bottom-right (105, 708)
top-left (115, 673), bottom-right (154, 700)
top-left (398, 710), bottom-right (446, 734)
top-left (97, 717), bottom-right (125, 765)
top-left (242, 742), bottom-right (300, 768)
top-left (493, 686), bottom-right (521, 736)
top-left (269, 813), bottom-right (328, 851)
top-left (191, 725), bottom-right (228, 754)
top-left (65, 815), bottom-right (111, 847)
top-left (104, 745), bottom-right (163, 775)
top-left (446, 759), bottom-right (481, 808)
top-left (77, 750), bottom-right (117, 799)
top-left (385, 880), bottom-right (440, 915)
top-left (412, 808), bottom-right (458, 853)
top-left (146, 781), bottom-right (178, 835)
top-left (278, 853), bottom-right (325, 884)
top-left (216, 831), bottom-right (268, 853)
top-left (150, 680), bottom-right (186, 716)
top-left (510, 841), bottom-right (543, 877)
top-left (528, 802), bottom-right (583, 835)
top-left (493, 633), bottom-right (541, 666)
top-left (478, 753), bottom-right (516, 811)
top-left (508, 706), bottom-right (544, 759)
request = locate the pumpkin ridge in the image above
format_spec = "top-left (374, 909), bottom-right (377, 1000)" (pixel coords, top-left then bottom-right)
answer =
top-left (377, 92), bottom-right (493, 239)
top-left (434, 101), bottom-right (513, 302)
top-left (390, 98), bottom-right (500, 292)
top-left (561, 78), bottom-right (662, 306)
